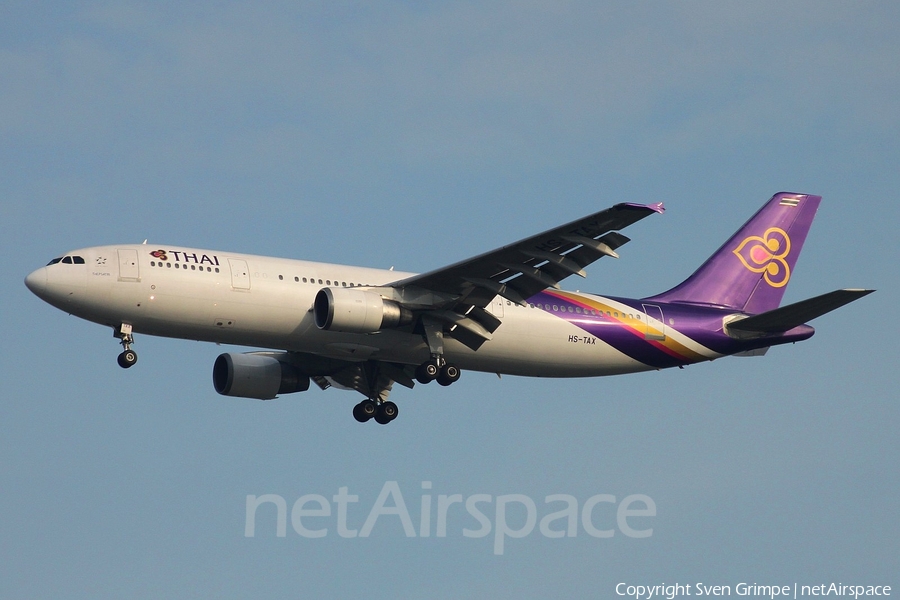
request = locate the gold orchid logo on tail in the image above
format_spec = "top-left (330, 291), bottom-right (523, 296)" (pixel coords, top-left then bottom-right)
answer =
top-left (733, 227), bottom-right (792, 288)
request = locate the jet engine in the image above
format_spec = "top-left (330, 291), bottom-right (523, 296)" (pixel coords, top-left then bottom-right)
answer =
top-left (213, 352), bottom-right (310, 400)
top-left (314, 287), bottom-right (413, 333)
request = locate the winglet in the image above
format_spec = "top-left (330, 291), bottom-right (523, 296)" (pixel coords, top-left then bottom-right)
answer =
top-left (621, 202), bottom-right (665, 214)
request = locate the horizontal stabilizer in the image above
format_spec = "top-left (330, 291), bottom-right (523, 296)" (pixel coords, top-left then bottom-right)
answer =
top-left (727, 289), bottom-right (874, 334)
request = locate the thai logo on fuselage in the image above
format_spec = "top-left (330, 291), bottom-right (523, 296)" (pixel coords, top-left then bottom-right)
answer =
top-left (149, 249), bottom-right (220, 266)
top-left (732, 227), bottom-right (791, 288)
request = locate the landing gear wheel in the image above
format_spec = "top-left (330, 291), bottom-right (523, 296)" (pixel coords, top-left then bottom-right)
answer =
top-left (117, 350), bottom-right (137, 369)
top-left (353, 400), bottom-right (377, 423)
top-left (437, 364), bottom-right (460, 386)
top-left (375, 401), bottom-right (398, 425)
top-left (115, 324), bottom-right (137, 369)
top-left (416, 360), bottom-right (440, 384)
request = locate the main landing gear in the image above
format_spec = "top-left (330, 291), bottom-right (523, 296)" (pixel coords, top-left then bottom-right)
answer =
top-left (353, 399), bottom-right (399, 425)
top-left (416, 317), bottom-right (462, 387)
top-left (115, 323), bottom-right (138, 369)
top-left (351, 317), bottom-right (462, 425)
top-left (415, 357), bottom-right (461, 387)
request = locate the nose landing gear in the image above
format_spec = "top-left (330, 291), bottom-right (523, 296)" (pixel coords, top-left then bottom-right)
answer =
top-left (115, 324), bottom-right (138, 369)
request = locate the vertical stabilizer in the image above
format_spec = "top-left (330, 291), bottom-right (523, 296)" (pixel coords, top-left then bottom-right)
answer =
top-left (646, 193), bottom-right (821, 314)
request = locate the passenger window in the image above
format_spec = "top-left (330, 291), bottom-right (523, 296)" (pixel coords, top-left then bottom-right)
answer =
top-left (150, 261), bottom-right (156, 267)
top-left (279, 275), bottom-right (284, 280)
top-left (62, 256), bottom-right (73, 264)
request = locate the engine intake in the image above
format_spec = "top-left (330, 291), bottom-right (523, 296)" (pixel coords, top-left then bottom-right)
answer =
top-left (314, 287), bottom-right (412, 333)
top-left (213, 352), bottom-right (310, 400)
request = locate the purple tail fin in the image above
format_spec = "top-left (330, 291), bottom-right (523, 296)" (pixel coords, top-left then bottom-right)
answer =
top-left (646, 192), bottom-right (821, 314)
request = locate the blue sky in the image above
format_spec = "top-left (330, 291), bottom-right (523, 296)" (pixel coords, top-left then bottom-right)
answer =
top-left (2, 2), bottom-right (897, 597)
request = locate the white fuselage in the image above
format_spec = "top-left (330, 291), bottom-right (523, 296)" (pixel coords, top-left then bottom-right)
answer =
top-left (27, 244), bottom-right (719, 378)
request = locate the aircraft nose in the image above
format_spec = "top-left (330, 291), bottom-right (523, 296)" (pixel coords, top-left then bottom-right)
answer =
top-left (24, 267), bottom-right (48, 297)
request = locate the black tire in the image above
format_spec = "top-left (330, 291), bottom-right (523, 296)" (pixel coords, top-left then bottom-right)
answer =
top-left (353, 403), bottom-right (372, 423)
top-left (360, 400), bottom-right (377, 419)
top-left (375, 401), bottom-right (398, 424)
top-left (416, 361), bottom-right (439, 384)
top-left (437, 364), bottom-right (460, 386)
top-left (381, 401), bottom-right (398, 421)
top-left (117, 350), bottom-right (137, 369)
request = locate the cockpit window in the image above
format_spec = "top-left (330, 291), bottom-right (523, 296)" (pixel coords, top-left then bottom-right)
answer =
top-left (51, 255), bottom-right (86, 265)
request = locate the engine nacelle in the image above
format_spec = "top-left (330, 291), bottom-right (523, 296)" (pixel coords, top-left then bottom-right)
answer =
top-left (314, 287), bottom-right (412, 333)
top-left (212, 352), bottom-right (310, 400)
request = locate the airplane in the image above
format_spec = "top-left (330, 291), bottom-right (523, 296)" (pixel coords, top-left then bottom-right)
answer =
top-left (25, 192), bottom-right (873, 425)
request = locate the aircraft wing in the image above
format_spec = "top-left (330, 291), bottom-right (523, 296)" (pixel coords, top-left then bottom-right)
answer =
top-left (382, 202), bottom-right (664, 350)
top-left (390, 202), bottom-right (664, 303)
